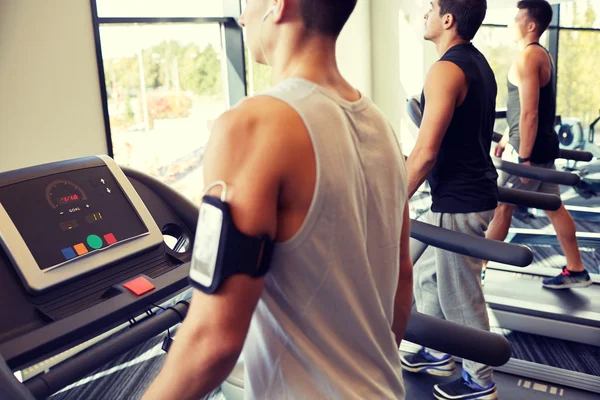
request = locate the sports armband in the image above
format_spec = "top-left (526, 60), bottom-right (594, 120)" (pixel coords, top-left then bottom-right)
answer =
top-left (188, 182), bottom-right (274, 294)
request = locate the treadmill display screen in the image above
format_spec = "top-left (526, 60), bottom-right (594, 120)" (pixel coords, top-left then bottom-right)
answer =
top-left (0, 166), bottom-right (148, 271)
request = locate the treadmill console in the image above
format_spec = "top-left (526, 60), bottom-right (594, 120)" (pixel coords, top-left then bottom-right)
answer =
top-left (0, 156), bottom-right (163, 294)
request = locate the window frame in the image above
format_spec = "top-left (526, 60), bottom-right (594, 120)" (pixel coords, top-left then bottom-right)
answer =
top-left (482, 3), bottom-right (600, 117)
top-left (90, 0), bottom-right (248, 157)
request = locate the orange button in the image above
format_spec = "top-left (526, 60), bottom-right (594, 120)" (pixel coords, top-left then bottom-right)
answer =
top-left (123, 276), bottom-right (155, 296)
top-left (73, 243), bottom-right (88, 256)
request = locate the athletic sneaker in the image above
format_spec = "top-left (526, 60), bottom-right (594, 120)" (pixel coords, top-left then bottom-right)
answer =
top-left (400, 348), bottom-right (456, 376)
top-left (433, 370), bottom-right (498, 400)
top-left (543, 266), bottom-right (593, 289)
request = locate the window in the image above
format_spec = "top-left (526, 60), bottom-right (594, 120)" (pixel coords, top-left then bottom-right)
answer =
top-left (473, 26), bottom-right (517, 111)
top-left (482, 6), bottom-right (517, 25)
top-left (559, 0), bottom-right (600, 28)
top-left (557, 30), bottom-right (600, 130)
top-left (100, 24), bottom-right (226, 204)
top-left (92, 1), bottom-right (246, 205)
top-left (96, 0), bottom-right (224, 18)
top-left (556, 0), bottom-right (600, 131)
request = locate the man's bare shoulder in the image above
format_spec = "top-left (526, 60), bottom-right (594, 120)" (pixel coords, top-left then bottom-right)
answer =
top-left (427, 61), bottom-right (465, 82)
top-left (424, 61), bottom-right (467, 104)
top-left (212, 96), bottom-right (307, 147)
top-left (517, 45), bottom-right (547, 70)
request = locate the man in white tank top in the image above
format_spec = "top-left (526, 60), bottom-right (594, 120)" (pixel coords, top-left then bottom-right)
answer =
top-left (143, 1), bottom-right (412, 399)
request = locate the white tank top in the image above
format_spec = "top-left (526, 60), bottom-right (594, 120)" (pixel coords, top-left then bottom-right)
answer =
top-left (242, 78), bottom-right (408, 400)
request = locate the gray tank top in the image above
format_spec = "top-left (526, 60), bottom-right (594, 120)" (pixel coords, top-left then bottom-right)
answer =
top-left (242, 78), bottom-right (408, 400)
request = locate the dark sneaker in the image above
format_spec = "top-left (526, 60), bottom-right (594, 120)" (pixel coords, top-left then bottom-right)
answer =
top-left (400, 348), bottom-right (456, 376)
top-left (543, 267), bottom-right (593, 289)
top-left (434, 370), bottom-right (498, 400)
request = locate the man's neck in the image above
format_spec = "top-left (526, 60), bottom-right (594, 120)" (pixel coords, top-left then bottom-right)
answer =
top-left (435, 35), bottom-right (469, 57)
top-left (269, 34), bottom-right (342, 85)
top-left (517, 35), bottom-right (541, 51)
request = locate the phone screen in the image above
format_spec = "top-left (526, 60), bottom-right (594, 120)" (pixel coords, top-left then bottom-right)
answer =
top-left (190, 202), bottom-right (223, 287)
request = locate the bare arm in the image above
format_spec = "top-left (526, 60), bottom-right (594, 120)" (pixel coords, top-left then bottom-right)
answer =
top-left (407, 62), bottom-right (467, 198)
top-left (391, 202), bottom-right (413, 348)
top-left (142, 99), bottom-right (289, 400)
top-left (516, 50), bottom-right (541, 160)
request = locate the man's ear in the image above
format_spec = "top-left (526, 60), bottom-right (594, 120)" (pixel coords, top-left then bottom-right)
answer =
top-left (270, 0), bottom-right (285, 23)
top-left (443, 13), bottom-right (455, 31)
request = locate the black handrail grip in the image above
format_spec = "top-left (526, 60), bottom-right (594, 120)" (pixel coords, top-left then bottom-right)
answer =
top-left (405, 312), bottom-right (511, 367)
top-left (492, 132), bottom-right (593, 162)
top-left (411, 220), bottom-right (533, 267)
top-left (498, 187), bottom-right (561, 211)
top-left (493, 159), bottom-right (580, 186)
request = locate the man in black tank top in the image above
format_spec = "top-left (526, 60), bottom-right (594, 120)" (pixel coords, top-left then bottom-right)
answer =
top-left (403, 1), bottom-right (499, 399)
top-left (486, 0), bottom-right (592, 289)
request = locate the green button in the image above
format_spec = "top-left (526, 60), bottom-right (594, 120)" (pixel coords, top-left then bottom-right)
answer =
top-left (87, 234), bottom-right (103, 250)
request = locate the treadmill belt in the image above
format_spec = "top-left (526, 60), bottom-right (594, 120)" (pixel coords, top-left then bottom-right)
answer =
top-left (511, 213), bottom-right (600, 235)
top-left (511, 216), bottom-right (600, 274)
top-left (49, 331), bottom-right (219, 400)
top-left (491, 328), bottom-right (600, 376)
top-left (523, 244), bottom-right (599, 274)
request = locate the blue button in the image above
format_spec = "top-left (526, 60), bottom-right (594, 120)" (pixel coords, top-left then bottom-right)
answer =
top-left (62, 247), bottom-right (76, 260)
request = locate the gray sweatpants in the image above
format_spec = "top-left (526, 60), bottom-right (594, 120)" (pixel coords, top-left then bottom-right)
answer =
top-left (413, 210), bottom-right (495, 387)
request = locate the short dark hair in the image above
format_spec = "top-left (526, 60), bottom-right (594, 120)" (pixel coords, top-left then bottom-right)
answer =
top-left (438, 0), bottom-right (487, 41)
top-left (517, 0), bottom-right (553, 35)
top-left (300, 0), bottom-right (357, 37)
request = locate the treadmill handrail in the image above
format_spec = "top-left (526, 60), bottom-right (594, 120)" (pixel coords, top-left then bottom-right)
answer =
top-left (491, 132), bottom-right (594, 162)
top-left (406, 97), bottom-right (422, 128)
top-left (411, 220), bottom-right (533, 267)
top-left (1, 359), bottom-right (34, 400)
top-left (498, 187), bottom-right (561, 211)
top-left (23, 302), bottom-right (190, 400)
top-left (404, 312), bottom-right (511, 367)
top-left (493, 158), bottom-right (580, 186)
top-left (0, 264), bottom-right (190, 370)
top-left (21, 307), bottom-right (511, 400)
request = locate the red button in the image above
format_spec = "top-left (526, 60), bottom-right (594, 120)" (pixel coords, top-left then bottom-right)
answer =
top-left (123, 277), bottom-right (155, 296)
top-left (104, 233), bottom-right (117, 245)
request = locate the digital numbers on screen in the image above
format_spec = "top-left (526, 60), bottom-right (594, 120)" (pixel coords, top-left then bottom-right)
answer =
top-left (85, 212), bottom-right (103, 224)
top-left (59, 194), bottom-right (79, 204)
top-left (46, 180), bottom-right (88, 210)
top-left (59, 220), bottom-right (79, 231)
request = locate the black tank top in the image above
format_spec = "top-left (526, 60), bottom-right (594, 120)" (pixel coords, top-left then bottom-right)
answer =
top-left (506, 42), bottom-right (559, 163)
top-left (420, 43), bottom-right (499, 213)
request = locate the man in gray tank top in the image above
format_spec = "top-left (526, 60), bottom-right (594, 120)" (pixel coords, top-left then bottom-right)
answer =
top-left (486, 0), bottom-right (592, 289)
top-left (143, 1), bottom-right (412, 399)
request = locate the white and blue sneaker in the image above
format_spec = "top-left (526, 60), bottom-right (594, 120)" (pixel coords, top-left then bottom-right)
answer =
top-left (400, 348), bottom-right (456, 376)
top-left (433, 370), bottom-right (498, 400)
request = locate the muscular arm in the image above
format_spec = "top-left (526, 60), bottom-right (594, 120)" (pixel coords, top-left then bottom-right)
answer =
top-left (516, 50), bottom-right (541, 160)
top-left (391, 202), bottom-right (413, 348)
top-left (143, 98), bottom-right (292, 400)
top-left (407, 62), bottom-right (467, 198)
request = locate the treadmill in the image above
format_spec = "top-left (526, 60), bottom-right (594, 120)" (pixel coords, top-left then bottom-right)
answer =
top-left (407, 96), bottom-right (600, 345)
top-left (0, 155), bottom-right (517, 399)
top-left (0, 156), bottom-right (198, 399)
top-left (406, 98), bottom-right (600, 393)
top-left (485, 134), bottom-right (600, 348)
